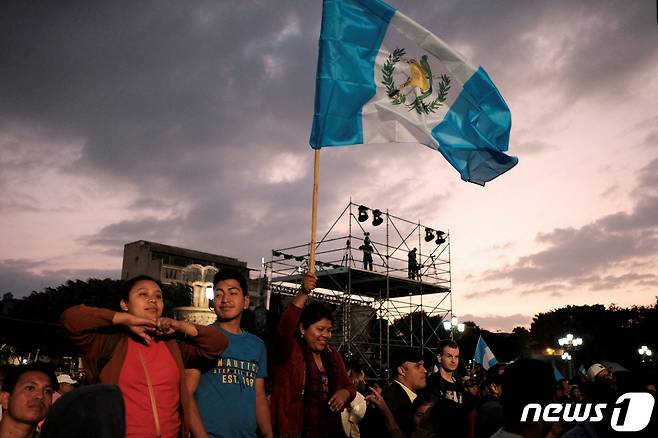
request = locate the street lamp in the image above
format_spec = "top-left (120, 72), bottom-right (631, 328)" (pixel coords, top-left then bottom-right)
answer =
top-left (638, 345), bottom-right (653, 363)
top-left (558, 333), bottom-right (583, 379)
top-left (443, 315), bottom-right (465, 339)
top-left (558, 334), bottom-right (583, 347)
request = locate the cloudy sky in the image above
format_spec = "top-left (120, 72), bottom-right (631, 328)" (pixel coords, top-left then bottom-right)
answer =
top-left (1, 0), bottom-right (657, 331)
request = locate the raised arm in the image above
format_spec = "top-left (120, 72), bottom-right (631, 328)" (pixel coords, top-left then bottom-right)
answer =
top-left (291, 272), bottom-right (317, 309)
top-left (61, 304), bottom-right (158, 346)
top-left (177, 323), bottom-right (228, 363)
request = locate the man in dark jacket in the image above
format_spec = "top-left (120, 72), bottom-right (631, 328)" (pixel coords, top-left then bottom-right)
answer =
top-left (361, 348), bottom-right (426, 437)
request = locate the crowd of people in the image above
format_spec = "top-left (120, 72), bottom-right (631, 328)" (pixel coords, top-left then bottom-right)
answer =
top-left (1, 271), bottom-right (656, 438)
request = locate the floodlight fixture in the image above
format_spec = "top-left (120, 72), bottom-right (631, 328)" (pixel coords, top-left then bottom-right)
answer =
top-left (436, 231), bottom-right (446, 245)
top-left (358, 205), bottom-right (369, 222)
top-left (372, 209), bottom-right (383, 226)
top-left (443, 321), bottom-right (452, 330)
top-left (424, 228), bottom-right (435, 242)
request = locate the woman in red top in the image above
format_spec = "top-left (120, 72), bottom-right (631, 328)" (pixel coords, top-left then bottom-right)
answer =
top-left (61, 275), bottom-right (228, 438)
top-left (270, 273), bottom-right (356, 437)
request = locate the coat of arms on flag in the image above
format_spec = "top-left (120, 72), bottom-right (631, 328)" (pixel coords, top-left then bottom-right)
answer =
top-left (383, 48), bottom-right (452, 115)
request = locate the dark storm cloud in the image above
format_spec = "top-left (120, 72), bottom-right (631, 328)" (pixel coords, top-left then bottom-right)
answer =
top-left (81, 216), bottom-right (183, 251)
top-left (0, 0), bottom-right (322, 189)
top-left (633, 158), bottom-right (658, 198)
top-left (421, 0), bottom-right (658, 101)
top-left (586, 272), bottom-right (658, 291)
top-left (2, 0), bottom-right (653, 196)
top-left (0, 259), bottom-right (118, 297)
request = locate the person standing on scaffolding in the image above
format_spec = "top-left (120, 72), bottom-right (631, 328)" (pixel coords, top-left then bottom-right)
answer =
top-left (341, 239), bottom-right (352, 267)
top-left (359, 233), bottom-right (374, 271)
top-left (408, 248), bottom-right (419, 279)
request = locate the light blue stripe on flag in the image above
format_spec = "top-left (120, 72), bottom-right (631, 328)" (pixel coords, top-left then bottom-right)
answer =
top-left (309, 0), bottom-right (518, 186)
top-left (432, 67), bottom-right (517, 185)
top-left (474, 335), bottom-right (498, 370)
top-left (310, 0), bottom-right (395, 147)
top-left (552, 360), bottom-right (565, 381)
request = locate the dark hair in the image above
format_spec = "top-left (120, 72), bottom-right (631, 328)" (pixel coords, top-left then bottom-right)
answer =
top-left (501, 359), bottom-right (554, 428)
top-left (299, 302), bottom-right (334, 329)
top-left (121, 275), bottom-right (163, 301)
top-left (437, 339), bottom-right (459, 355)
top-left (213, 268), bottom-right (248, 296)
top-left (1, 362), bottom-right (58, 394)
top-left (390, 347), bottom-right (424, 376)
top-left (41, 384), bottom-right (125, 438)
top-left (485, 363), bottom-right (506, 386)
top-left (412, 393), bottom-right (436, 411)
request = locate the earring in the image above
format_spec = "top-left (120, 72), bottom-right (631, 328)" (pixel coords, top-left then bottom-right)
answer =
top-left (301, 331), bottom-right (305, 338)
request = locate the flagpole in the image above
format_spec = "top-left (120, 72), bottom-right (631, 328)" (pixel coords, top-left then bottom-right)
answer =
top-left (309, 149), bottom-right (320, 274)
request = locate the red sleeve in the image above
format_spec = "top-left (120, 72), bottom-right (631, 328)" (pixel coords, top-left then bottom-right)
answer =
top-left (179, 324), bottom-right (228, 364)
top-left (60, 304), bottom-right (116, 351)
top-left (60, 304), bottom-right (118, 380)
top-left (271, 304), bottom-right (302, 365)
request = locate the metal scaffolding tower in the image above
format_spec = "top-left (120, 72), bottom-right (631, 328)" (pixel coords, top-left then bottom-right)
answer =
top-left (265, 202), bottom-right (453, 378)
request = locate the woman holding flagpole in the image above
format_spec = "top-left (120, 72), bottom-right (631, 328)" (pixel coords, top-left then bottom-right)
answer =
top-left (270, 271), bottom-right (357, 437)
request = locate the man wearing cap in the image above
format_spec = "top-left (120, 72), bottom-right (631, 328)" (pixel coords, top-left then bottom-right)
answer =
top-left (587, 363), bottom-right (612, 383)
top-left (56, 374), bottom-right (77, 397)
top-left (360, 348), bottom-right (426, 437)
top-left (0, 362), bottom-right (58, 438)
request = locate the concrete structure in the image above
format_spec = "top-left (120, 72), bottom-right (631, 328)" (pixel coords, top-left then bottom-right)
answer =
top-left (122, 240), bottom-right (248, 283)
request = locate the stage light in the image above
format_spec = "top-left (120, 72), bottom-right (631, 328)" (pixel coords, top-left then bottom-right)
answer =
top-left (424, 228), bottom-right (435, 242)
top-left (372, 209), bottom-right (383, 226)
top-left (272, 251), bottom-right (282, 257)
top-left (283, 253), bottom-right (293, 260)
top-left (295, 256), bottom-right (304, 262)
top-left (436, 231), bottom-right (446, 245)
top-left (358, 205), bottom-right (369, 222)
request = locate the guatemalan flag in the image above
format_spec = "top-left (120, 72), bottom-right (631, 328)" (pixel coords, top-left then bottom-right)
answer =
top-left (474, 335), bottom-right (499, 370)
top-left (309, 0), bottom-right (518, 185)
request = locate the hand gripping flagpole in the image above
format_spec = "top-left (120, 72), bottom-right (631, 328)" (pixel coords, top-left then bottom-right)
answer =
top-left (309, 149), bottom-right (320, 274)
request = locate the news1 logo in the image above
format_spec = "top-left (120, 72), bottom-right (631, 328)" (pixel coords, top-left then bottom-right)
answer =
top-left (521, 393), bottom-right (655, 432)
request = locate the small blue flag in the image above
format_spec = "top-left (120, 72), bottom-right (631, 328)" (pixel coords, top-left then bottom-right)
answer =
top-left (310, 0), bottom-right (518, 185)
top-left (474, 335), bottom-right (499, 370)
top-left (552, 360), bottom-right (565, 381)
